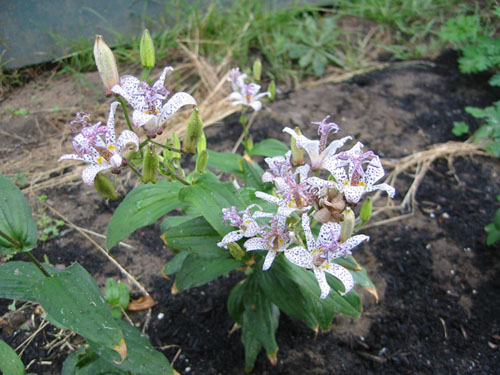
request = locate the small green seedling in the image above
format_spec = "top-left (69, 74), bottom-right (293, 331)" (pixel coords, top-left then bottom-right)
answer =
top-left (105, 278), bottom-right (130, 318)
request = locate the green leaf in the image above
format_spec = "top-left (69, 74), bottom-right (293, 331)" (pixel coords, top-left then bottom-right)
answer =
top-left (106, 180), bottom-right (183, 249)
top-left (174, 253), bottom-right (243, 291)
top-left (178, 173), bottom-right (245, 236)
top-left (87, 320), bottom-right (174, 375)
top-left (162, 252), bottom-right (189, 277)
top-left (489, 72), bottom-right (500, 87)
top-left (486, 225), bottom-right (500, 245)
top-left (0, 339), bottom-right (25, 375)
top-left (452, 121), bottom-right (469, 136)
top-left (247, 139), bottom-right (288, 157)
top-left (62, 347), bottom-right (123, 375)
top-left (160, 215), bottom-right (193, 234)
top-left (33, 263), bottom-right (125, 358)
top-left (0, 261), bottom-right (59, 301)
top-left (242, 160), bottom-right (266, 190)
top-left (163, 216), bottom-right (227, 258)
top-left (0, 173), bottom-right (38, 255)
top-left (206, 150), bottom-right (242, 175)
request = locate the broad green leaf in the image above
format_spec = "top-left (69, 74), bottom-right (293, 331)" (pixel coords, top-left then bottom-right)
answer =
top-left (227, 279), bottom-right (247, 324)
top-left (160, 215), bottom-right (193, 233)
top-left (33, 263), bottom-right (125, 359)
top-left (62, 347), bottom-right (123, 375)
top-left (0, 339), bottom-right (25, 375)
top-left (106, 180), bottom-right (183, 249)
top-left (178, 173), bottom-right (244, 236)
top-left (247, 139), bottom-right (288, 157)
top-left (206, 150), bottom-right (242, 175)
top-left (0, 261), bottom-right (58, 301)
top-left (87, 320), bottom-right (174, 375)
top-left (242, 160), bottom-right (266, 190)
top-left (174, 253), bottom-right (243, 291)
top-left (0, 173), bottom-right (38, 255)
top-left (162, 252), bottom-right (189, 277)
top-left (163, 216), bottom-right (227, 258)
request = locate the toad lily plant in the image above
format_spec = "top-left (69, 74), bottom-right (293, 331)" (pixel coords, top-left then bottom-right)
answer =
top-left (0, 32), bottom-right (395, 374)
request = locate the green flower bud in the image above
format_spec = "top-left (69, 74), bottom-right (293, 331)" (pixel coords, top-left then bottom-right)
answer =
top-left (142, 144), bottom-right (159, 184)
top-left (340, 207), bottom-right (355, 242)
top-left (140, 29), bottom-right (155, 69)
top-left (253, 59), bottom-right (262, 81)
top-left (267, 80), bottom-right (276, 101)
top-left (290, 127), bottom-right (305, 166)
top-left (182, 108), bottom-right (204, 154)
top-left (228, 242), bottom-right (245, 260)
top-left (360, 197), bottom-right (372, 223)
top-left (94, 35), bottom-right (120, 97)
top-left (195, 149), bottom-right (209, 174)
top-left (94, 172), bottom-right (119, 200)
top-left (197, 131), bottom-right (207, 154)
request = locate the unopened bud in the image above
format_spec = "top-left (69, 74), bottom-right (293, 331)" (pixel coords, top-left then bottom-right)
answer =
top-left (253, 59), bottom-right (262, 81)
top-left (197, 131), bottom-right (207, 154)
top-left (195, 149), bottom-right (208, 173)
top-left (94, 35), bottom-right (120, 96)
top-left (182, 108), bottom-right (204, 154)
top-left (228, 242), bottom-right (245, 260)
top-left (142, 145), bottom-right (159, 184)
top-left (94, 173), bottom-right (119, 200)
top-left (140, 29), bottom-right (155, 69)
top-left (340, 208), bottom-right (355, 242)
top-left (360, 197), bottom-right (372, 223)
top-left (267, 80), bottom-right (276, 101)
top-left (290, 127), bottom-right (305, 166)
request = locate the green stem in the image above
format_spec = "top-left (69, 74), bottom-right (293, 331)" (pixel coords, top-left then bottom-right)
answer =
top-left (25, 252), bottom-right (51, 277)
top-left (167, 167), bottom-right (191, 186)
top-left (148, 139), bottom-right (184, 154)
top-left (127, 163), bottom-right (143, 180)
top-left (0, 229), bottom-right (22, 249)
top-left (140, 67), bottom-right (152, 82)
top-left (117, 97), bottom-right (134, 132)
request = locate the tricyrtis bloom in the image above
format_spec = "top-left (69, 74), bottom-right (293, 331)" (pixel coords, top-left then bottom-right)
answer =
top-left (244, 214), bottom-right (292, 270)
top-left (286, 215), bottom-right (369, 299)
top-left (112, 66), bottom-right (196, 137)
top-left (59, 102), bottom-right (139, 185)
top-left (325, 142), bottom-right (396, 204)
top-left (227, 67), bottom-right (270, 111)
top-left (217, 205), bottom-right (270, 248)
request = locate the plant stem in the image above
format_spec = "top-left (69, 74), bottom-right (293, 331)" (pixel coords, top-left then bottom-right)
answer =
top-left (127, 163), bottom-right (143, 180)
top-left (148, 139), bottom-right (184, 154)
top-left (140, 67), bottom-right (152, 82)
top-left (167, 167), bottom-right (191, 185)
top-left (25, 252), bottom-right (51, 277)
top-left (0, 229), bottom-right (22, 249)
top-left (117, 97), bottom-right (134, 132)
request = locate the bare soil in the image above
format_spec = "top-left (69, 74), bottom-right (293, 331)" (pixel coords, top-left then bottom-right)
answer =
top-left (1, 51), bottom-right (500, 375)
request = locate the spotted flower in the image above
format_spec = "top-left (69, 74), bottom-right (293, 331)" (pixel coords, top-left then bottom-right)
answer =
top-left (112, 66), bottom-right (196, 137)
top-left (324, 142), bottom-right (395, 204)
top-left (217, 205), bottom-right (271, 248)
top-left (59, 102), bottom-right (139, 185)
top-left (285, 215), bottom-right (369, 299)
top-left (228, 67), bottom-right (270, 111)
top-left (283, 125), bottom-right (351, 171)
top-left (244, 214), bottom-right (291, 270)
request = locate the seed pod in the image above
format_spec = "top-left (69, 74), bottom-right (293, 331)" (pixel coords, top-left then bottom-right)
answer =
top-left (290, 127), bottom-right (305, 166)
top-left (182, 108), bottom-right (204, 154)
top-left (253, 59), bottom-right (262, 81)
top-left (142, 144), bottom-right (159, 184)
top-left (140, 29), bottom-right (155, 69)
top-left (94, 172), bottom-right (119, 200)
top-left (340, 207), bottom-right (355, 242)
top-left (195, 149), bottom-right (208, 174)
top-left (197, 131), bottom-right (207, 154)
top-left (360, 197), bottom-right (372, 223)
top-left (267, 80), bottom-right (276, 101)
top-left (94, 35), bottom-right (120, 97)
top-left (228, 242), bottom-right (245, 260)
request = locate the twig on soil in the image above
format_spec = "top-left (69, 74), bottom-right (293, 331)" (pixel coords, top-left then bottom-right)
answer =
top-left (356, 351), bottom-right (387, 364)
top-left (75, 227), bottom-right (135, 249)
top-left (439, 317), bottom-right (448, 339)
top-left (43, 203), bottom-right (150, 297)
top-left (16, 318), bottom-right (50, 357)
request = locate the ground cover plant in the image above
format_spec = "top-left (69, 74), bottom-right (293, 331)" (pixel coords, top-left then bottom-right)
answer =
top-left (1, 1), bottom-right (500, 374)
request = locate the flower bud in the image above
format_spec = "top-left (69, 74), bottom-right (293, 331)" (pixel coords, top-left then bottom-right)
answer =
top-left (253, 59), bottom-right (262, 81)
top-left (142, 144), bottom-right (159, 184)
top-left (197, 131), bottom-right (207, 154)
top-left (360, 197), bottom-right (372, 223)
top-left (290, 127), bottom-right (305, 166)
top-left (340, 207), bottom-right (355, 242)
top-left (94, 35), bottom-right (120, 97)
top-left (140, 29), bottom-right (155, 69)
top-left (94, 172), bottom-right (119, 200)
top-left (195, 149), bottom-right (209, 174)
top-left (267, 80), bottom-right (276, 101)
top-left (182, 108), bottom-right (204, 154)
top-left (228, 242), bottom-right (245, 260)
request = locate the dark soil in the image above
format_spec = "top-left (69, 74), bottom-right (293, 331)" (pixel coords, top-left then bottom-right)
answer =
top-left (2, 50), bottom-right (500, 375)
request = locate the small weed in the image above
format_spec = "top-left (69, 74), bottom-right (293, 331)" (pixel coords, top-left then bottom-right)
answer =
top-left (5, 172), bottom-right (28, 188)
top-left (485, 194), bottom-right (500, 245)
top-left (4, 105), bottom-right (29, 116)
top-left (105, 278), bottom-right (130, 319)
top-left (36, 195), bottom-right (65, 242)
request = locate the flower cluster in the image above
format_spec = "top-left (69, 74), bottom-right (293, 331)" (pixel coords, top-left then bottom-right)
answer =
top-left (227, 68), bottom-right (271, 111)
top-left (218, 118), bottom-right (395, 298)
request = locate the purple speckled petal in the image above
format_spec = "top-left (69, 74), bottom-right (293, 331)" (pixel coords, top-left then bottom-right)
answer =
top-left (301, 214), bottom-right (315, 252)
top-left (105, 102), bottom-right (119, 146)
top-left (342, 184), bottom-right (365, 204)
top-left (59, 153), bottom-right (85, 162)
top-left (262, 251), bottom-right (277, 271)
top-left (314, 268), bottom-right (331, 299)
top-left (323, 263), bottom-right (354, 296)
top-left (158, 92), bottom-right (197, 127)
top-left (217, 230), bottom-right (244, 248)
top-left (285, 246), bottom-right (312, 268)
top-left (82, 164), bottom-right (110, 185)
top-left (116, 130), bottom-right (139, 154)
top-left (244, 237), bottom-right (269, 251)
top-left (132, 110), bottom-right (157, 129)
top-left (343, 234), bottom-right (370, 252)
